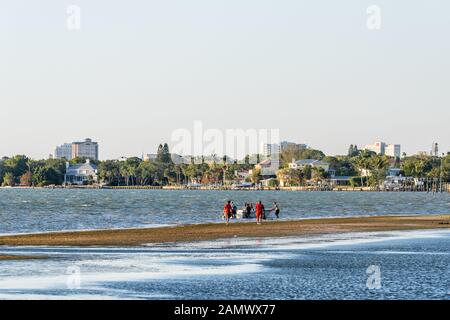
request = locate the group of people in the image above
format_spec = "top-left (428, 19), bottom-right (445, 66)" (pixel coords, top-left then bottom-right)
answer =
top-left (222, 200), bottom-right (280, 225)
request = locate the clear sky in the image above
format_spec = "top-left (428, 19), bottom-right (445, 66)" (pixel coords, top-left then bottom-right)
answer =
top-left (1, 0), bottom-right (449, 160)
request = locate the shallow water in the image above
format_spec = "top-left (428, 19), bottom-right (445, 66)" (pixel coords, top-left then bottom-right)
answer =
top-left (0, 189), bottom-right (448, 234)
top-left (0, 229), bottom-right (449, 299)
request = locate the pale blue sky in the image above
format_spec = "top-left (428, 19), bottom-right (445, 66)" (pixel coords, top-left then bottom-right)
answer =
top-left (1, 0), bottom-right (449, 159)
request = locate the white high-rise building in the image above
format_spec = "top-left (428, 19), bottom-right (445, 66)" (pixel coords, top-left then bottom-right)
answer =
top-left (364, 141), bottom-right (386, 155)
top-left (263, 141), bottom-right (307, 156)
top-left (262, 143), bottom-right (280, 157)
top-left (431, 142), bottom-right (439, 156)
top-left (385, 144), bottom-right (401, 158)
top-left (55, 143), bottom-right (73, 160)
top-left (365, 141), bottom-right (400, 158)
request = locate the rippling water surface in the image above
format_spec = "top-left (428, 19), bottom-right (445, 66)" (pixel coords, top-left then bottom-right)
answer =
top-left (1, 230), bottom-right (449, 299)
top-left (0, 189), bottom-right (449, 234)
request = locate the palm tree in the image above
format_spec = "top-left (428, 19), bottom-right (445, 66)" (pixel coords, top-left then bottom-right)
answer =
top-left (414, 160), bottom-right (426, 177)
top-left (311, 167), bottom-right (325, 185)
top-left (354, 150), bottom-right (372, 187)
top-left (371, 155), bottom-right (389, 189)
top-left (26, 158), bottom-right (33, 187)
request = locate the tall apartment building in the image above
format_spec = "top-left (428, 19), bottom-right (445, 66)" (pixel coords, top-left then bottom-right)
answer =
top-left (262, 141), bottom-right (307, 157)
top-left (431, 142), bottom-right (439, 156)
top-left (72, 138), bottom-right (99, 160)
top-left (364, 141), bottom-right (400, 158)
top-left (279, 141), bottom-right (307, 151)
top-left (262, 143), bottom-right (281, 157)
top-left (385, 144), bottom-right (401, 158)
top-left (54, 143), bottom-right (73, 160)
top-left (364, 141), bottom-right (385, 155)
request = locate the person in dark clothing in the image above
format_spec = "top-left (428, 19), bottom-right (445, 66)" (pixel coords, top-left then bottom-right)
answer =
top-left (271, 201), bottom-right (280, 219)
top-left (246, 203), bottom-right (252, 218)
top-left (231, 201), bottom-right (237, 219)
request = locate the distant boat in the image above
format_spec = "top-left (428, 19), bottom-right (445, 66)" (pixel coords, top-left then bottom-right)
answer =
top-left (232, 182), bottom-right (254, 189)
top-left (186, 183), bottom-right (202, 188)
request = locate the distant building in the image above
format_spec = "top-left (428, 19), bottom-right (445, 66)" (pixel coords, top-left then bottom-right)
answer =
top-left (262, 141), bottom-right (307, 157)
top-left (288, 159), bottom-right (330, 172)
top-left (364, 141), bottom-right (400, 158)
top-left (280, 141), bottom-right (307, 151)
top-left (251, 158), bottom-right (279, 177)
top-left (72, 138), bottom-right (99, 160)
top-left (431, 142), bottom-right (439, 156)
top-left (55, 143), bottom-right (73, 160)
top-left (387, 167), bottom-right (401, 177)
top-left (64, 159), bottom-right (98, 185)
top-left (171, 154), bottom-right (184, 164)
top-left (364, 141), bottom-right (385, 155)
top-left (54, 138), bottom-right (99, 161)
top-left (143, 154), bottom-right (157, 162)
top-left (262, 143), bottom-right (281, 157)
top-left (385, 144), bottom-right (401, 158)
top-left (143, 153), bottom-right (188, 164)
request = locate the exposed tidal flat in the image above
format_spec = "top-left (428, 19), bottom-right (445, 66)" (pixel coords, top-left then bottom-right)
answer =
top-left (0, 215), bottom-right (449, 246)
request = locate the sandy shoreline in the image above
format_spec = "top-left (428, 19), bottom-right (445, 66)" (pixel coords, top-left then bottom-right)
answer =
top-left (0, 215), bottom-right (449, 247)
top-left (0, 255), bottom-right (43, 261)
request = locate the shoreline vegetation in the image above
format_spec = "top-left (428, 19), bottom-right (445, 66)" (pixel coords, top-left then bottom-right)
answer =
top-left (2, 185), bottom-right (449, 192)
top-left (1, 144), bottom-right (449, 191)
top-left (0, 215), bottom-right (449, 247)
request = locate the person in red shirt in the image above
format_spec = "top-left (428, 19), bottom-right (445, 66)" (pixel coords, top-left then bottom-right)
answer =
top-left (223, 201), bottom-right (232, 224)
top-left (255, 201), bottom-right (264, 224)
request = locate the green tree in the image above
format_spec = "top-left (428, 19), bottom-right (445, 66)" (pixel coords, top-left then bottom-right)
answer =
top-left (137, 161), bottom-right (157, 185)
top-left (267, 179), bottom-right (279, 188)
top-left (251, 168), bottom-right (262, 184)
top-left (2, 172), bottom-right (15, 186)
top-left (354, 150), bottom-right (373, 187)
top-left (370, 155), bottom-right (389, 189)
top-left (98, 160), bottom-right (121, 185)
top-left (161, 143), bottom-right (172, 164)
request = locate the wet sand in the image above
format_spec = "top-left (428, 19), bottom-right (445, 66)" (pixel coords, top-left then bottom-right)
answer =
top-left (0, 215), bottom-right (449, 247)
top-left (0, 255), bottom-right (43, 261)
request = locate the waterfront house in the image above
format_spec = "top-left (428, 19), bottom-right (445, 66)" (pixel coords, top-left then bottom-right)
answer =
top-left (288, 159), bottom-right (330, 172)
top-left (64, 159), bottom-right (98, 185)
top-left (251, 158), bottom-right (279, 177)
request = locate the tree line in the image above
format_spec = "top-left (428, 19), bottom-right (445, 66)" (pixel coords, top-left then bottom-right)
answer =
top-left (1, 143), bottom-right (448, 187)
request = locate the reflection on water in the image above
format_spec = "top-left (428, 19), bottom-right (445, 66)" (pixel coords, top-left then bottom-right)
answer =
top-left (0, 189), bottom-right (449, 234)
top-left (0, 230), bottom-right (449, 300)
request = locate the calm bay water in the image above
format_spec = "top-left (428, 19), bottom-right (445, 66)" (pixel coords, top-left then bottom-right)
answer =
top-left (0, 189), bottom-right (449, 234)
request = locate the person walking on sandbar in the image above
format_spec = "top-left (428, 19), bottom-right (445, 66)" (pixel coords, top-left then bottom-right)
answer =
top-left (271, 201), bottom-right (280, 219)
top-left (255, 201), bottom-right (264, 224)
top-left (223, 201), bottom-right (232, 225)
